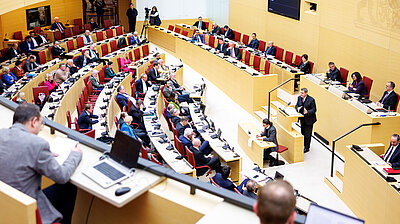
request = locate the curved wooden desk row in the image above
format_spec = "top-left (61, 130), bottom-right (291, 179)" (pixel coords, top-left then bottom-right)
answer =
top-left (2, 58), bottom-right (65, 102)
top-left (148, 26), bottom-right (278, 113)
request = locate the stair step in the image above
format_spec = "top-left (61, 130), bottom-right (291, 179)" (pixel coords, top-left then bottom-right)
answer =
top-left (324, 176), bottom-right (343, 196)
top-left (271, 101), bottom-right (285, 109)
top-left (261, 106), bottom-right (277, 117)
top-left (254, 111), bottom-right (268, 120)
top-left (277, 88), bottom-right (297, 105)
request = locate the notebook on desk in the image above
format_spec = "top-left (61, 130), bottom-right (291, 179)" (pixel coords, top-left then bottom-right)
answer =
top-left (82, 130), bottom-right (141, 188)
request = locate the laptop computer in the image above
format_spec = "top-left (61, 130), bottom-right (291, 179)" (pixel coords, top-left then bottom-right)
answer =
top-left (305, 203), bottom-right (364, 224)
top-left (83, 130), bottom-right (141, 188)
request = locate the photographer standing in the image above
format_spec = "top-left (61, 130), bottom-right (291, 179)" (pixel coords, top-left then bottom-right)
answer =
top-left (149, 6), bottom-right (161, 26)
top-left (126, 3), bottom-right (138, 32)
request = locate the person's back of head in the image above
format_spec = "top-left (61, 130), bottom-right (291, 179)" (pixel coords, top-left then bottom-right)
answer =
top-left (13, 103), bottom-right (42, 135)
top-left (246, 180), bottom-right (256, 193)
top-left (256, 180), bottom-right (296, 224)
top-left (221, 166), bottom-right (231, 179)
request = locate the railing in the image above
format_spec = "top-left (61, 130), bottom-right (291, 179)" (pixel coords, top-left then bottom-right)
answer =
top-left (267, 78), bottom-right (299, 120)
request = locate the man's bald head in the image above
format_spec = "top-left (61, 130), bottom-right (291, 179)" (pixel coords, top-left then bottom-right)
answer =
top-left (192, 138), bottom-right (201, 148)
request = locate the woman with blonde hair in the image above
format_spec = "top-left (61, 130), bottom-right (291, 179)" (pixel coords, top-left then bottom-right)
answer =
top-left (119, 52), bottom-right (135, 74)
top-left (1, 67), bottom-right (17, 88)
top-left (44, 73), bottom-right (58, 93)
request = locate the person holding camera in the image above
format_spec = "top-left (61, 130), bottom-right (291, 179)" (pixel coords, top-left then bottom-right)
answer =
top-left (126, 3), bottom-right (138, 32)
top-left (149, 6), bottom-right (161, 26)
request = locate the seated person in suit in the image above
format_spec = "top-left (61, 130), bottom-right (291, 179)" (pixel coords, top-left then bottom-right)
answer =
top-left (377, 81), bottom-right (398, 110)
top-left (193, 16), bottom-right (207, 30)
top-left (212, 23), bottom-right (222, 35)
top-left (170, 108), bottom-right (181, 127)
top-left (1, 67), bottom-right (17, 88)
top-left (29, 31), bottom-right (39, 49)
top-left (382, 134), bottom-right (400, 168)
top-left (128, 99), bottom-right (145, 130)
top-left (247, 33), bottom-right (259, 50)
top-left (15, 92), bottom-right (27, 104)
top-left (12, 60), bottom-right (25, 79)
top-left (169, 73), bottom-right (190, 95)
top-left (0, 80), bottom-right (4, 94)
top-left (24, 55), bottom-right (40, 73)
top-left (82, 30), bottom-right (94, 46)
top-left (51, 41), bottom-right (66, 58)
top-left (256, 118), bottom-right (279, 166)
top-left (192, 30), bottom-right (205, 44)
top-left (180, 128), bottom-right (212, 155)
top-left (51, 17), bottom-right (66, 34)
top-left (116, 85), bottom-right (135, 110)
top-left (6, 43), bottom-right (22, 60)
top-left (74, 51), bottom-right (92, 69)
top-left (243, 180), bottom-right (257, 199)
top-left (215, 38), bottom-right (228, 54)
top-left (175, 116), bottom-right (194, 137)
top-left (130, 32), bottom-right (141, 45)
top-left (223, 25), bottom-right (234, 40)
top-left (348, 72), bottom-right (368, 96)
top-left (256, 180), bottom-right (297, 224)
top-left (225, 42), bottom-right (242, 60)
top-left (163, 80), bottom-right (192, 103)
top-left (20, 36), bottom-right (33, 54)
top-left (265, 41), bottom-right (276, 56)
top-left (298, 54), bottom-right (311, 74)
top-left (134, 73), bottom-right (151, 98)
top-left (54, 63), bottom-right (70, 85)
top-left (120, 116), bottom-right (141, 142)
top-left (326, 62), bottom-right (343, 83)
top-left (212, 166), bottom-right (237, 191)
top-left (165, 104), bottom-right (175, 121)
top-left (77, 104), bottom-right (99, 130)
top-left (190, 138), bottom-right (221, 173)
top-left (89, 69), bottom-right (104, 90)
top-left (105, 61), bottom-right (117, 78)
top-left (35, 30), bottom-right (48, 46)
top-left (147, 62), bottom-right (161, 83)
top-left (66, 59), bottom-right (78, 75)
top-left (87, 44), bottom-right (100, 61)
top-left (89, 17), bottom-right (100, 30)
top-left (44, 73), bottom-right (58, 93)
top-left (157, 59), bottom-right (170, 77)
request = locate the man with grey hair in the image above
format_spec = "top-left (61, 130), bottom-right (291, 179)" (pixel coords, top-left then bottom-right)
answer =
top-left (87, 44), bottom-right (99, 61)
top-left (295, 88), bottom-right (317, 153)
top-left (130, 31), bottom-right (141, 45)
top-left (83, 30), bottom-right (94, 45)
top-left (134, 73), bottom-right (150, 98)
top-left (190, 138), bottom-right (221, 173)
top-left (265, 41), bottom-right (276, 56)
top-left (74, 50), bottom-right (92, 69)
top-left (51, 41), bottom-right (66, 58)
top-left (51, 17), bottom-right (66, 35)
top-left (89, 69), bottom-right (104, 90)
top-left (243, 180), bottom-right (257, 199)
top-left (66, 59), bottom-right (78, 75)
top-left (54, 63), bottom-right (70, 85)
top-left (212, 22), bottom-right (222, 35)
top-left (179, 128), bottom-right (212, 155)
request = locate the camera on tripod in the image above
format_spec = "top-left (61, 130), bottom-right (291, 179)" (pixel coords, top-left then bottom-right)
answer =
top-left (144, 7), bottom-right (150, 19)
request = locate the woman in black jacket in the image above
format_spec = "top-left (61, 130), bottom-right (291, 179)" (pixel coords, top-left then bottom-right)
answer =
top-left (149, 6), bottom-right (161, 26)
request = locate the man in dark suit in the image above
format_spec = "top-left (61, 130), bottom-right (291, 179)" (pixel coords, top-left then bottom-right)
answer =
top-left (126, 3), bottom-right (138, 33)
top-left (87, 44), bottom-right (100, 62)
top-left (247, 33), bottom-right (259, 50)
top-left (326, 62), bottom-right (343, 83)
top-left (35, 30), bottom-right (48, 46)
top-left (134, 73), bottom-right (150, 98)
top-left (78, 104), bottom-right (99, 130)
top-left (129, 32), bottom-right (141, 45)
top-left (29, 31), bottom-right (39, 49)
top-left (225, 42), bottom-right (241, 60)
top-left (73, 51), bottom-right (92, 68)
top-left (212, 23), bottom-right (222, 35)
top-left (175, 116), bottom-right (191, 137)
top-left (265, 41), bottom-right (276, 56)
top-left (20, 36), bottom-right (33, 54)
top-left (223, 25), bottom-right (234, 40)
top-left (257, 118), bottom-right (279, 166)
top-left (377, 81), bottom-right (398, 110)
top-left (6, 43), bottom-right (22, 60)
top-left (51, 41), bottom-right (66, 58)
top-left (215, 39), bottom-right (228, 54)
top-left (147, 62), bottom-right (160, 83)
top-left (179, 128), bottom-right (212, 155)
top-left (190, 138), bottom-right (221, 173)
top-left (295, 88), bottom-right (317, 153)
top-left (51, 17), bottom-right (66, 34)
top-left (89, 17), bottom-right (100, 30)
top-left (382, 134), bottom-right (400, 168)
top-left (191, 30), bottom-right (205, 43)
top-left (128, 99), bottom-right (145, 130)
top-left (116, 85), bottom-right (134, 110)
top-left (24, 55), bottom-right (39, 73)
top-left (193, 16), bottom-right (207, 30)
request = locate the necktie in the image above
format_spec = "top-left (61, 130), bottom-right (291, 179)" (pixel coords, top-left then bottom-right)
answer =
top-left (86, 36), bottom-right (90, 43)
top-left (57, 23), bottom-right (64, 33)
top-left (302, 98), bottom-right (305, 103)
top-left (384, 146), bottom-right (396, 162)
top-left (198, 35), bottom-right (201, 42)
top-left (231, 48), bottom-right (234, 57)
top-left (381, 92), bottom-right (390, 103)
top-left (199, 22), bottom-right (202, 29)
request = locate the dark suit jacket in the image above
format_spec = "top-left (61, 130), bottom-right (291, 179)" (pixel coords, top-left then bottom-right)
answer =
top-left (265, 46), bottom-right (276, 56)
top-left (74, 55), bottom-right (92, 68)
top-left (295, 95), bottom-right (317, 125)
top-left (51, 22), bottom-right (66, 33)
top-left (67, 65), bottom-right (78, 75)
top-left (212, 173), bottom-right (236, 191)
top-left (171, 116), bottom-right (180, 127)
top-left (327, 68), bottom-right (343, 83)
top-left (348, 80), bottom-right (368, 96)
top-left (247, 39), bottom-right (259, 49)
top-left (176, 122), bottom-right (190, 137)
top-left (193, 21), bottom-right (207, 30)
top-left (77, 110), bottom-right (98, 130)
top-left (116, 93), bottom-right (128, 110)
top-left (35, 35), bottom-right (48, 46)
top-left (189, 146), bottom-right (210, 166)
top-left (299, 61), bottom-right (311, 74)
top-left (225, 47), bottom-right (242, 60)
top-left (24, 60), bottom-right (39, 73)
top-left (6, 48), bottom-right (20, 60)
top-left (134, 79), bottom-right (150, 97)
top-left (51, 46), bottom-right (65, 58)
top-left (215, 43), bottom-right (228, 53)
top-left (384, 144), bottom-right (400, 168)
top-left (212, 26), bottom-right (222, 35)
top-left (128, 104), bottom-right (144, 129)
top-left (147, 67), bottom-right (159, 82)
top-left (379, 91), bottom-right (398, 110)
top-left (20, 41), bottom-right (31, 54)
top-left (261, 125), bottom-right (278, 152)
top-left (224, 29), bottom-right (234, 40)
top-left (89, 22), bottom-right (99, 30)
top-left (192, 34), bottom-right (205, 43)
top-left (179, 135), bottom-right (192, 150)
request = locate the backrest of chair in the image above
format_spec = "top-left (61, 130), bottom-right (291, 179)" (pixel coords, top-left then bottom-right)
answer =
top-left (134, 48), bottom-right (141, 61)
top-left (208, 35), bottom-right (215, 48)
top-left (101, 44), bottom-right (109, 56)
top-left (38, 81), bottom-right (45, 86)
top-left (74, 118), bottom-right (82, 131)
top-left (362, 76), bottom-right (373, 97)
top-left (174, 27), bottom-right (181, 34)
top-left (131, 83), bottom-right (137, 97)
top-left (339, 67), bottom-right (349, 84)
top-left (263, 60), bottom-right (270, 75)
top-left (172, 125), bottom-right (178, 138)
top-left (84, 23), bottom-right (91, 31)
top-left (64, 28), bottom-right (72, 38)
top-left (244, 51), bottom-right (251, 66)
top-left (185, 146), bottom-right (196, 167)
top-left (233, 31), bottom-right (241, 42)
top-left (13, 31), bottom-right (23, 41)
top-left (84, 75), bottom-right (90, 85)
top-left (32, 86), bottom-right (49, 102)
top-left (173, 135), bottom-right (185, 156)
top-left (110, 40), bottom-right (117, 52)
top-left (151, 154), bottom-right (162, 165)
top-left (54, 31), bottom-right (62, 41)
top-left (33, 26), bottom-right (41, 34)
top-left (127, 99), bottom-right (132, 112)
top-left (141, 146), bottom-right (148, 160)
top-left (87, 81), bottom-right (94, 95)
top-left (0, 48), bottom-right (9, 58)
top-left (284, 51), bottom-right (293, 65)
top-left (104, 20), bottom-right (112, 28)
top-left (182, 30), bottom-right (188, 37)
top-left (84, 129), bottom-right (95, 138)
top-left (106, 29), bottom-right (114, 39)
top-left (116, 26), bottom-right (123, 36)
top-left (242, 34), bottom-right (249, 45)
top-left (67, 40), bottom-right (75, 51)
top-left (76, 37), bottom-right (84, 48)
top-left (309, 61), bottom-right (314, 74)
top-left (275, 46), bottom-right (284, 61)
top-left (98, 67), bottom-right (106, 83)
top-left (394, 93), bottom-right (400, 111)
top-left (114, 116), bottom-right (119, 128)
top-left (76, 100), bottom-right (83, 116)
top-left (168, 25), bottom-right (174, 31)
top-left (96, 32), bottom-right (104, 41)
top-left (72, 25), bottom-right (80, 36)
top-left (204, 21), bottom-right (209, 30)
top-left (253, 55), bottom-right (261, 72)
top-left (38, 51), bottom-right (46, 64)
top-left (142, 44), bottom-right (149, 57)
top-left (66, 110), bottom-right (72, 129)
top-left (258, 40), bottom-right (266, 51)
top-left (294, 55), bottom-right (302, 67)
top-left (74, 18), bottom-right (83, 28)
top-left (127, 51), bottom-right (133, 61)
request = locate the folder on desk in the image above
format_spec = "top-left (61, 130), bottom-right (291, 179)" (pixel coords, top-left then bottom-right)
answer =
top-left (383, 168), bottom-right (400, 175)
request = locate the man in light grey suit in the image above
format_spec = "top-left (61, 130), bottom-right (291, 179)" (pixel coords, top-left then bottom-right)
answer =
top-left (0, 103), bottom-right (82, 224)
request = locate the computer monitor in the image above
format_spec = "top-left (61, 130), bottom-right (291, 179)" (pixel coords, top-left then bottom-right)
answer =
top-left (110, 130), bottom-right (141, 169)
top-left (217, 128), bottom-right (222, 139)
top-left (305, 204), bottom-right (364, 224)
top-left (209, 119), bottom-right (215, 131)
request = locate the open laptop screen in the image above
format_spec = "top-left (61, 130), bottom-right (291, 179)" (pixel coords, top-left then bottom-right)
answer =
top-left (305, 204), bottom-right (364, 224)
top-left (110, 130), bottom-right (141, 169)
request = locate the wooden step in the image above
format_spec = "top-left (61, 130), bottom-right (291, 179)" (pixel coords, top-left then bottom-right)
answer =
top-left (324, 176), bottom-right (343, 197)
top-left (271, 101), bottom-right (285, 109)
top-left (335, 163), bottom-right (345, 181)
top-left (254, 111), bottom-right (268, 121)
top-left (261, 106), bottom-right (277, 117)
top-left (277, 88), bottom-right (297, 106)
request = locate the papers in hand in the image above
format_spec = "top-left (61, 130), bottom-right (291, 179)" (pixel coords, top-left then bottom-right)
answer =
top-left (49, 137), bottom-right (78, 165)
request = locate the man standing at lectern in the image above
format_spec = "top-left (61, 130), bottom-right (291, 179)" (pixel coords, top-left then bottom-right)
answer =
top-left (295, 88), bottom-right (317, 153)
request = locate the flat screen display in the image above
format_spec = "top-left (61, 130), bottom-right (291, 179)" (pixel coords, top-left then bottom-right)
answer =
top-left (268, 0), bottom-right (301, 20)
top-left (26, 6), bottom-right (51, 30)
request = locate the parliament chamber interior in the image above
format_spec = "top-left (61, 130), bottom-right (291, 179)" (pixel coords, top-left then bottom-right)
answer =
top-left (0, 0), bottom-right (399, 223)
